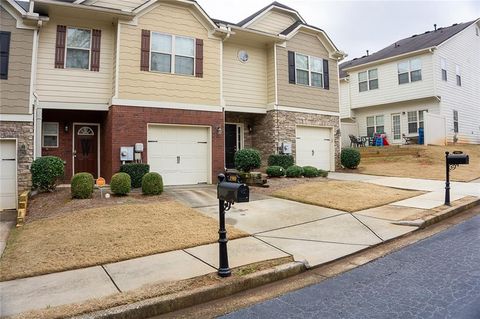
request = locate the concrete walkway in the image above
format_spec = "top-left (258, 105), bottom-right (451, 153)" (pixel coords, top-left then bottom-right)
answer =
top-left (2, 175), bottom-right (478, 317)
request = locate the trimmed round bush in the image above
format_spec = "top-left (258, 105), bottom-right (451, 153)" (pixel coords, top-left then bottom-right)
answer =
top-left (71, 172), bottom-right (94, 199)
top-left (120, 163), bottom-right (150, 188)
top-left (302, 166), bottom-right (320, 178)
top-left (234, 148), bottom-right (261, 172)
top-left (267, 154), bottom-right (294, 169)
top-left (286, 165), bottom-right (303, 178)
top-left (266, 166), bottom-right (285, 177)
top-left (341, 148), bottom-right (361, 169)
top-left (110, 172), bottom-right (131, 195)
top-left (31, 156), bottom-right (65, 191)
top-left (317, 169), bottom-right (329, 178)
top-left (142, 172), bottom-right (163, 195)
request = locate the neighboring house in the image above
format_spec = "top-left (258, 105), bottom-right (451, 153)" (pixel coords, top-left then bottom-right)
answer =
top-left (339, 19), bottom-right (480, 146)
top-left (0, 0), bottom-right (46, 210)
top-left (15, 0), bottom-right (344, 189)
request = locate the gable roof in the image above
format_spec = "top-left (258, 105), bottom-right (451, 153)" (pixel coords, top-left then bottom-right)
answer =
top-left (339, 19), bottom-right (478, 77)
top-left (237, 1), bottom-right (304, 26)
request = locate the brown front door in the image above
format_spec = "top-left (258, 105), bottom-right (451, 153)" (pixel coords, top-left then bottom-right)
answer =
top-left (74, 124), bottom-right (98, 177)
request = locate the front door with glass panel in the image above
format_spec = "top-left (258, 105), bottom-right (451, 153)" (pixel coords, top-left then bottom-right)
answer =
top-left (225, 124), bottom-right (238, 169)
top-left (74, 124), bottom-right (98, 177)
top-left (391, 114), bottom-right (401, 142)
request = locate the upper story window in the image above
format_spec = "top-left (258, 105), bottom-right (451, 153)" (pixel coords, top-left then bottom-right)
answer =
top-left (366, 115), bottom-right (384, 136)
top-left (453, 110), bottom-right (459, 133)
top-left (150, 32), bottom-right (195, 76)
top-left (358, 69), bottom-right (378, 92)
top-left (294, 53), bottom-right (324, 87)
top-left (42, 122), bottom-right (59, 148)
top-left (398, 58), bottom-right (422, 84)
top-left (455, 65), bottom-right (461, 86)
top-left (0, 31), bottom-right (11, 80)
top-left (441, 58), bottom-right (447, 81)
top-left (288, 51), bottom-right (329, 89)
top-left (66, 28), bottom-right (91, 69)
top-left (55, 25), bottom-right (101, 71)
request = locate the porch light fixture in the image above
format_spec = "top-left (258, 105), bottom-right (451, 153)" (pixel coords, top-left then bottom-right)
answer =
top-left (64, 124), bottom-right (69, 133)
top-left (248, 125), bottom-right (253, 134)
top-left (216, 126), bottom-right (222, 135)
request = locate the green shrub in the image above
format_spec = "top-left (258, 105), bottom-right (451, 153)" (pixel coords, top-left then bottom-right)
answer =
top-left (286, 165), bottom-right (304, 178)
top-left (234, 148), bottom-right (261, 172)
top-left (302, 166), bottom-right (320, 178)
top-left (341, 148), bottom-right (361, 169)
top-left (30, 156), bottom-right (65, 191)
top-left (71, 173), bottom-right (94, 199)
top-left (142, 172), bottom-right (163, 195)
top-left (267, 154), bottom-right (294, 169)
top-left (266, 166), bottom-right (285, 177)
top-left (110, 172), bottom-right (131, 195)
top-left (120, 163), bottom-right (150, 188)
top-left (318, 169), bottom-right (329, 178)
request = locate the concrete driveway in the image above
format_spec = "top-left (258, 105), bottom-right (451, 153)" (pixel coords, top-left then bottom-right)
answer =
top-left (166, 185), bottom-right (417, 268)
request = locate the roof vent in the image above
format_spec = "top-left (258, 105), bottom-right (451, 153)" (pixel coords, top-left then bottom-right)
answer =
top-left (366, 50), bottom-right (369, 56)
top-left (411, 34), bottom-right (418, 37)
top-left (394, 43), bottom-right (400, 48)
top-left (424, 31), bottom-right (430, 34)
top-left (452, 23), bottom-right (458, 26)
top-left (434, 24), bottom-right (437, 31)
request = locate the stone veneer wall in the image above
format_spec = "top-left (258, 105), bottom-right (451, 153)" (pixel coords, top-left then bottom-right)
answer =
top-left (228, 110), bottom-right (341, 170)
top-left (0, 121), bottom-right (34, 192)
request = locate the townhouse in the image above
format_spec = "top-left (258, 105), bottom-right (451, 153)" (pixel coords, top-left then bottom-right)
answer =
top-left (339, 19), bottom-right (480, 146)
top-left (0, 0), bottom-right (345, 209)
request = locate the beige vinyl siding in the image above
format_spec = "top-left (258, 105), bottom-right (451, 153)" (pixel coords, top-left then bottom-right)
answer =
top-left (223, 42), bottom-right (267, 109)
top-left (339, 80), bottom-right (351, 118)
top-left (35, 15), bottom-right (115, 105)
top-left (266, 46), bottom-right (275, 104)
top-left (0, 7), bottom-right (33, 115)
top-left (277, 31), bottom-right (339, 113)
top-left (83, 0), bottom-right (146, 12)
top-left (348, 53), bottom-right (435, 109)
top-left (248, 11), bottom-right (296, 35)
top-left (118, 3), bottom-right (221, 107)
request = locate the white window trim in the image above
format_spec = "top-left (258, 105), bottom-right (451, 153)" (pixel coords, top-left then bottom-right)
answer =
top-left (294, 52), bottom-right (324, 88)
top-left (150, 32), bottom-right (195, 76)
top-left (398, 58), bottom-right (422, 84)
top-left (358, 68), bottom-right (378, 92)
top-left (65, 26), bottom-right (92, 70)
top-left (42, 122), bottom-right (59, 148)
top-left (453, 110), bottom-right (459, 133)
top-left (366, 115), bottom-right (384, 135)
top-left (441, 57), bottom-right (447, 81)
top-left (455, 64), bottom-right (461, 86)
top-left (406, 110), bottom-right (427, 134)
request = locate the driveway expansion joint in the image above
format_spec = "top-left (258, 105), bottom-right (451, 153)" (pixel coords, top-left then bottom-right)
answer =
top-left (350, 213), bottom-right (385, 242)
top-left (182, 249), bottom-right (218, 270)
top-left (101, 265), bottom-right (122, 293)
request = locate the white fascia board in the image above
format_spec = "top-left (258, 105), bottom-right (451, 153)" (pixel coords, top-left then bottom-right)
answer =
top-left (39, 102), bottom-right (110, 111)
top-left (242, 5), bottom-right (306, 28)
top-left (269, 105), bottom-right (340, 116)
top-left (111, 98), bottom-right (223, 113)
top-left (437, 19), bottom-right (480, 49)
top-left (224, 105), bottom-right (267, 114)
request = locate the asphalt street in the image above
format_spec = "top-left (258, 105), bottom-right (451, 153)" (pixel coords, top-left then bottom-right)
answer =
top-left (220, 214), bottom-right (480, 319)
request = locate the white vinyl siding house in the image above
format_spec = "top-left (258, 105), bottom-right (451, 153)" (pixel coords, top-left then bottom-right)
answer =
top-left (340, 19), bottom-right (480, 145)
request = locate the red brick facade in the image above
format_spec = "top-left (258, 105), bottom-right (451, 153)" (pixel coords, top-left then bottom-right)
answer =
top-left (42, 107), bottom-right (225, 183)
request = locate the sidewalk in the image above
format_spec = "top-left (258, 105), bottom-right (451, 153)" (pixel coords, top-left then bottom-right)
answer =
top-left (1, 174), bottom-right (479, 317)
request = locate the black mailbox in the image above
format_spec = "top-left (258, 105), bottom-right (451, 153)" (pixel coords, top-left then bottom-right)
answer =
top-left (217, 181), bottom-right (249, 203)
top-left (447, 154), bottom-right (469, 165)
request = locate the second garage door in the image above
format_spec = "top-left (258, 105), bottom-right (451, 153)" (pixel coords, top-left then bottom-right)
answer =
top-left (0, 140), bottom-right (17, 210)
top-left (296, 126), bottom-right (332, 171)
top-left (148, 125), bottom-right (210, 186)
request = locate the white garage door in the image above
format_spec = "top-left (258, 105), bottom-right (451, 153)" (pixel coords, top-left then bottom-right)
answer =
top-left (0, 140), bottom-right (17, 210)
top-left (296, 126), bottom-right (332, 171)
top-left (148, 125), bottom-right (210, 186)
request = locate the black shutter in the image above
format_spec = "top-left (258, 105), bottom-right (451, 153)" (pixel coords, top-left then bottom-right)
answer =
top-left (323, 59), bottom-right (329, 90)
top-left (0, 31), bottom-right (11, 80)
top-left (55, 25), bottom-right (66, 68)
top-left (90, 29), bottom-right (101, 72)
top-left (288, 50), bottom-right (295, 84)
top-left (140, 30), bottom-right (150, 71)
top-left (195, 38), bottom-right (203, 78)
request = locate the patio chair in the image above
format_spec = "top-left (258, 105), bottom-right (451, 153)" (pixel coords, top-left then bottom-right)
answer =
top-left (349, 134), bottom-right (364, 147)
top-left (402, 134), bottom-right (419, 145)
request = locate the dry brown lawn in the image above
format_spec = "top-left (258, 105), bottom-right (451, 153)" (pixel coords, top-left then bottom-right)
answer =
top-left (0, 201), bottom-right (247, 281)
top-left (273, 180), bottom-right (423, 212)
top-left (354, 145), bottom-right (480, 182)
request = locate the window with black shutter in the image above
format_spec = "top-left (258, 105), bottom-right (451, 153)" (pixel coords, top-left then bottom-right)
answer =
top-left (0, 31), bottom-right (11, 80)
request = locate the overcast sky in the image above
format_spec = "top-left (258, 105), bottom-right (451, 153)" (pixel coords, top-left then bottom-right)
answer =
top-left (197, 0), bottom-right (480, 61)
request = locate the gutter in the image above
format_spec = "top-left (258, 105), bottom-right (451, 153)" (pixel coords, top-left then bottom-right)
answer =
top-left (342, 47), bottom-right (436, 73)
top-left (33, 0), bottom-right (136, 18)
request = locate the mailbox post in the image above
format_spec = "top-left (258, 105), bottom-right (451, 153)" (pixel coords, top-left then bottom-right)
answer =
top-left (217, 174), bottom-right (249, 277)
top-left (445, 151), bottom-right (469, 206)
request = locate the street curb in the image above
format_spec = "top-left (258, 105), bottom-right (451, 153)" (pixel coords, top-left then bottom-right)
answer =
top-left (393, 198), bottom-right (480, 228)
top-left (75, 261), bottom-right (306, 319)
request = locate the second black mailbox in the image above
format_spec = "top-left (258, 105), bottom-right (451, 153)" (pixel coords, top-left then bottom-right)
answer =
top-left (447, 153), bottom-right (469, 165)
